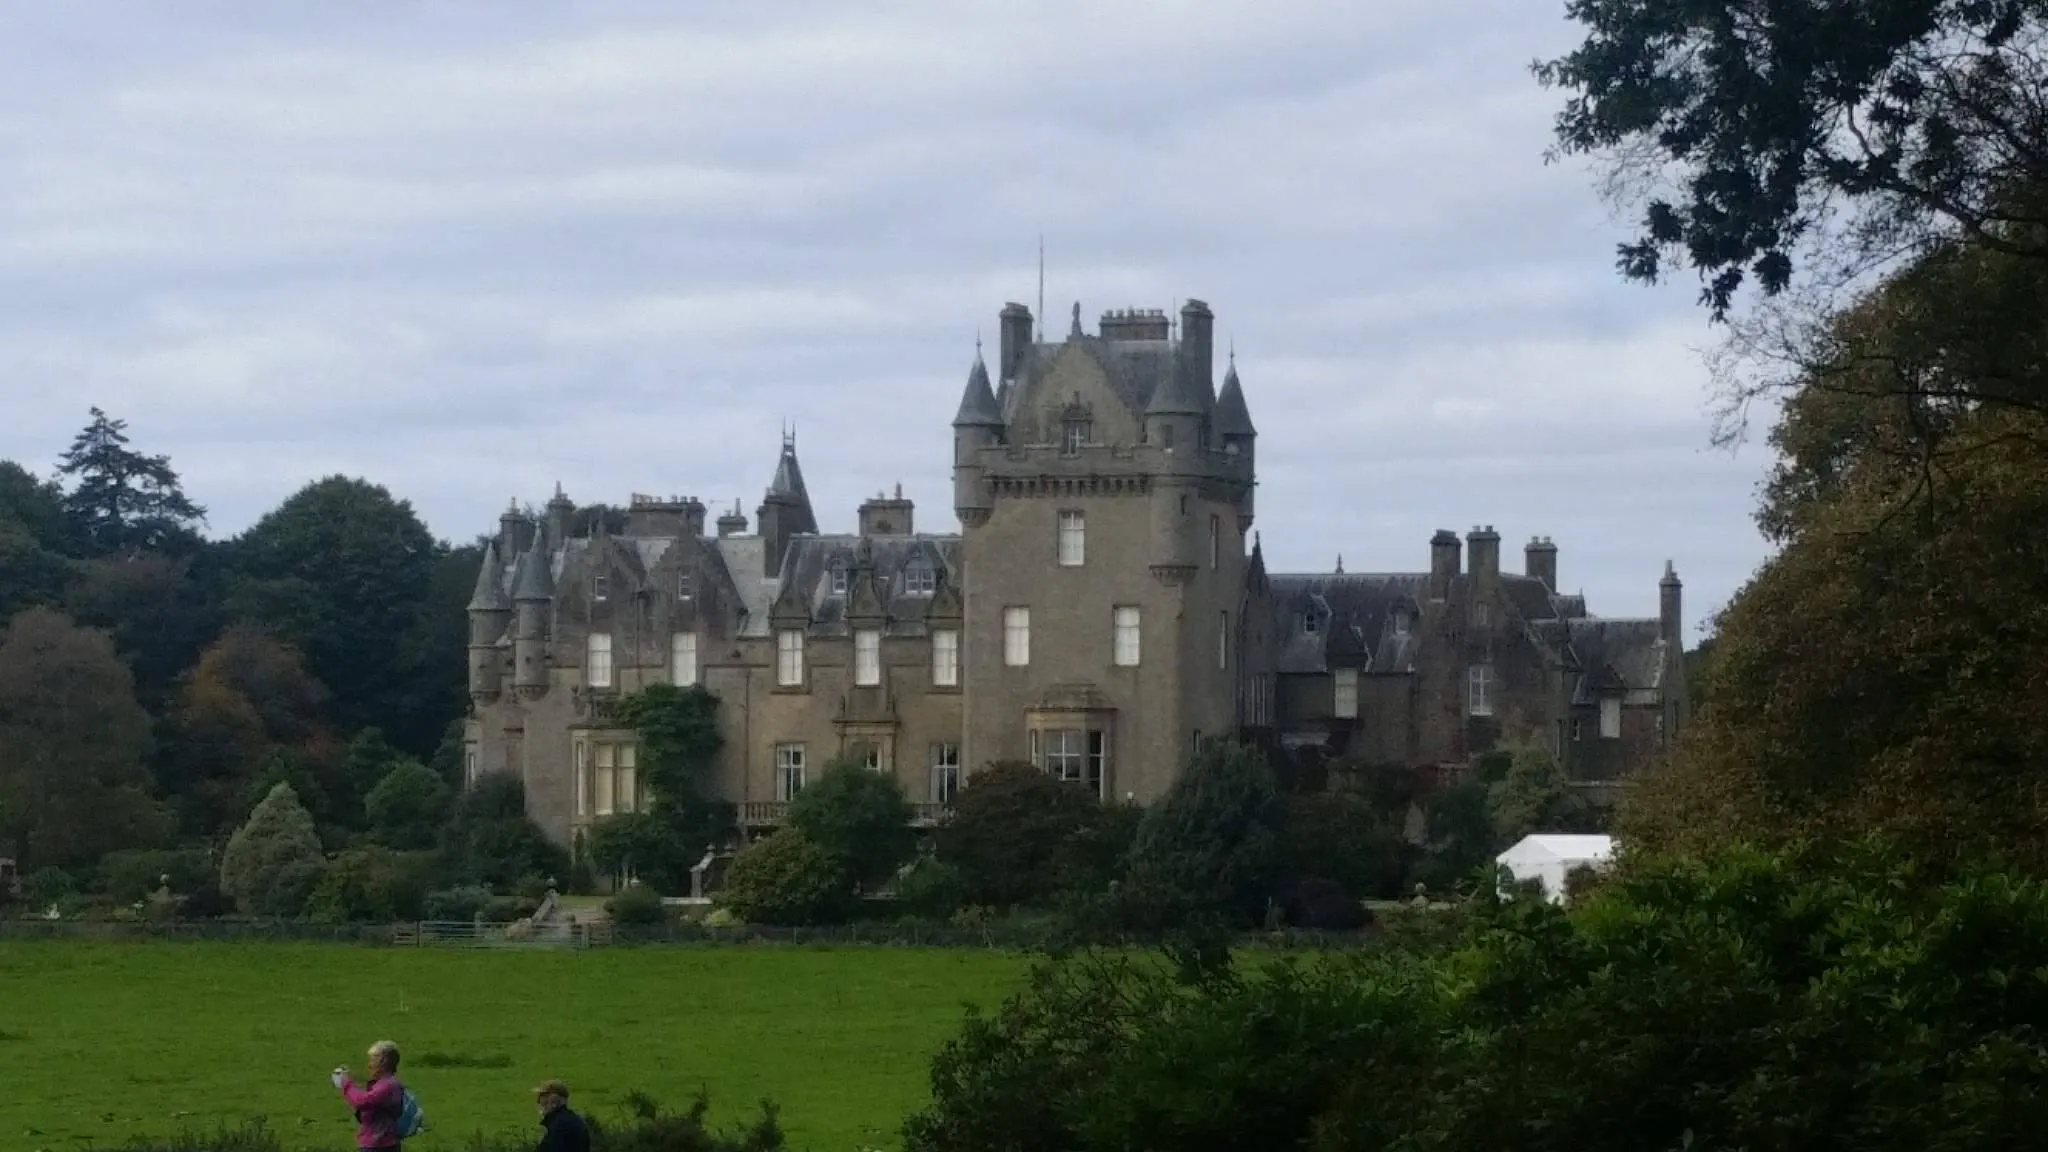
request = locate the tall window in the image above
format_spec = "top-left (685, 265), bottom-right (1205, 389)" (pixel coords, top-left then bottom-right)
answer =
top-left (575, 743), bottom-right (590, 816)
top-left (1113, 606), bottom-right (1141, 666)
top-left (1062, 419), bottom-right (1090, 453)
top-left (1600, 696), bottom-right (1621, 739)
top-left (1467, 664), bottom-right (1495, 717)
top-left (775, 743), bottom-right (805, 800)
top-left (1057, 510), bottom-right (1085, 566)
top-left (1036, 729), bottom-right (1107, 797)
top-left (597, 743), bottom-right (616, 814)
top-left (830, 564), bottom-right (849, 595)
top-left (930, 743), bottom-right (960, 804)
top-left (676, 570), bottom-right (694, 599)
top-left (904, 561), bottom-right (936, 595)
top-left (854, 629), bottom-right (882, 686)
top-left (616, 743), bottom-right (637, 812)
top-left (1333, 668), bottom-right (1360, 719)
top-left (586, 632), bottom-right (614, 688)
top-left (1218, 610), bottom-right (1229, 669)
top-left (1004, 607), bottom-right (1030, 666)
top-left (593, 572), bottom-right (609, 601)
top-left (1209, 515), bottom-right (1220, 569)
top-left (852, 741), bottom-right (884, 771)
top-left (931, 628), bottom-right (959, 686)
top-left (1473, 602), bottom-right (1490, 627)
top-left (464, 749), bottom-right (479, 787)
top-left (776, 629), bottom-right (805, 687)
top-left (670, 631), bottom-right (698, 687)
top-left (1303, 610), bottom-right (1320, 635)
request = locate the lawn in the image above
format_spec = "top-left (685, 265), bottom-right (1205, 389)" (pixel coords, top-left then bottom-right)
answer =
top-left (0, 939), bottom-right (1032, 1151)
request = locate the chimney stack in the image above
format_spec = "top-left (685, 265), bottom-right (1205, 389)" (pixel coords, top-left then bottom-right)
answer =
top-left (1179, 299), bottom-right (1214, 393)
top-left (998, 303), bottom-right (1033, 383)
top-left (1428, 529), bottom-right (1461, 601)
top-left (1525, 535), bottom-right (1558, 591)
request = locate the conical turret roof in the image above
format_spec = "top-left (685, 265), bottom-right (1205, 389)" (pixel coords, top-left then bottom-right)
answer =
top-left (467, 540), bottom-right (510, 611)
top-left (511, 538), bottom-right (554, 601)
top-left (1215, 358), bottom-right (1256, 437)
top-left (951, 352), bottom-right (1003, 427)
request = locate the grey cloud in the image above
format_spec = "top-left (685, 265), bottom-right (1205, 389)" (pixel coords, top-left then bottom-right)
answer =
top-left (0, 0), bottom-right (1769, 629)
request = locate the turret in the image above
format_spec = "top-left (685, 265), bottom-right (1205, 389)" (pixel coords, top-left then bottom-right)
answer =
top-left (1660, 560), bottom-right (1689, 735)
top-left (756, 430), bottom-right (817, 578)
top-left (951, 348), bottom-right (1002, 527)
top-left (511, 539), bottom-right (554, 698)
top-left (1215, 352), bottom-right (1256, 526)
top-left (1144, 347), bottom-right (1207, 458)
top-left (466, 541), bottom-right (511, 701)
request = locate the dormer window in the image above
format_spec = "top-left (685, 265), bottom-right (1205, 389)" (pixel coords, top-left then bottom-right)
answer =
top-left (592, 572), bottom-right (609, 601)
top-left (676, 571), bottom-right (694, 600)
top-left (1303, 609), bottom-right (1320, 635)
top-left (1062, 419), bottom-right (1090, 454)
top-left (904, 561), bottom-right (936, 596)
top-left (1392, 611), bottom-right (1409, 637)
top-left (830, 565), bottom-right (849, 595)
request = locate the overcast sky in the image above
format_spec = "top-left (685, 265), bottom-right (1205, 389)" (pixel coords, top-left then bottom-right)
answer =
top-left (0, 1), bottom-right (1773, 632)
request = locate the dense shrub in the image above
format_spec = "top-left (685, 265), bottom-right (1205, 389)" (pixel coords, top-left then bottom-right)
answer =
top-left (422, 884), bottom-right (492, 921)
top-left (98, 848), bottom-right (213, 904)
top-left (1274, 876), bottom-right (1367, 930)
top-left (219, 783), bottom-right (325, 917)
top-left (363, 758), bottom-right (451, 850)
top-left (608, 881), bottom-right (668, 927)
top-left (304, 846), bottom-right (431, 922)
top-left (905, 837), bottom-right (2048, 1152)
top-left (786, 758), bottom-right (915, 890)
top-left (895, 856), bottom-right (968, 919)
top-left (22, 865), bottom-right (78, 909)
top-left (718, 830), bottom-right (849, 926)
top-left (935, 761), bottom-right (1107, 908)
top-left (1119, 741), bottom-right (1284, 930)
top-left (1278, 791), bottom-right (1412, 901)
top-left (436, 774), bottom-right (567, 888)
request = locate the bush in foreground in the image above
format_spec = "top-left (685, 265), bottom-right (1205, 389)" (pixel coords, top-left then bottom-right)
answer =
top-left (718, 830), bottom-right (849, 926)
top-left (905, 837), bottom-right (2048, 1151)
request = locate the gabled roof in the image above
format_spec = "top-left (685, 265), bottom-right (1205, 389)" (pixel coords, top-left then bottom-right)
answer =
top-left (952, 353), bottom-right (1003, 427)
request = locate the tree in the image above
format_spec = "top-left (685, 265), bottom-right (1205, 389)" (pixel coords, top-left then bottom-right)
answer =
top-left (304, 845), bottom-right (431, 923)
top-left (1536, 1), bottom-right (2048, 320)
top-left (0, 607), bottom-right (162, 871)
top-left (154, 625), bottom-right (335, 837)
top-left (1485, 743), bottom-right (1598, 845)
top-left (224, 476), bottom-right (449, 753)
top-left (787, 758), bottom-right (915, 891)
top-left (364, 759), bottom-right (451, 850)
top-left (935, 761), bottom-right (1108, 908)
top-left (219, 782), bottom-right (325, 916)
top-left (1122, 741), bottom-right (1285, 929)
top-left (0, 462), bottom-right (72, 622)
top-left (53, 407), bottom-right (205, 556)
top-left (437, 774), bottom-right (567, 889)
top-left (593, 684), bottom-right (733, 892)
top-left (1620, 245), bottom-right (2048, 872)
top-left (718, 830), bottom-right (852, 926)
top-left (1279, 791), bottom-right (1413, 902)
top-left (61, 552), bottom-right (217, 708)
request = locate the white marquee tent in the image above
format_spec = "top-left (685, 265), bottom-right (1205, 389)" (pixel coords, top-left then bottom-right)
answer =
top-left (1494, 834), bottom-right (1615, 904)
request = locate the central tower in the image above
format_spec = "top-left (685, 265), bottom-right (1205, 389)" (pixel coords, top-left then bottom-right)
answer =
top-left (952, 300), bottom-right (1257, 801)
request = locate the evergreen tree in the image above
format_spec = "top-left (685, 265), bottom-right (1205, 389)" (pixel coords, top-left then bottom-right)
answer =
top-left (53, 408), bottom-right (206, 557)
top-left (219, 781), bottom-right (325, 917)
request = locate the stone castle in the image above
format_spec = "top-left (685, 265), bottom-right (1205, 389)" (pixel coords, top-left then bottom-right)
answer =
top-left (462, 299), bottom-right (1688, 849)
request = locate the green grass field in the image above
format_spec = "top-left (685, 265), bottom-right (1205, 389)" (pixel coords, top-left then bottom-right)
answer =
top-left (0, 940), bottom-right (1032, 1151)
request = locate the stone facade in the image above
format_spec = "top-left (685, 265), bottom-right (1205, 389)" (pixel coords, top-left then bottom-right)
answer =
top-left (463, 299), bottom-right (1688, 850)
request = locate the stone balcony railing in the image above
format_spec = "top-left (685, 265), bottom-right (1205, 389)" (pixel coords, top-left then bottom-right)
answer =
top-left (739, 801), bottom-right (951, 828)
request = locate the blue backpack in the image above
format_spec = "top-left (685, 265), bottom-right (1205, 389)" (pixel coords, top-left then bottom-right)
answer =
top-left (396, 1088), bottom-right (426, 1139)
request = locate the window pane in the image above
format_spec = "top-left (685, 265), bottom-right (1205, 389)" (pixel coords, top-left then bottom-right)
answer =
top-left (671, 632), bottom-right (698, 687)
top-left (932, 629), bottom-right (959, 686)
top-left (1334, 668), bottom-right (1359, 719)
top-left (855, 629), bottom-right (881, 686)
top-left (1004, 607), bottom-right (1030, 666)
top-left (1057, 511), bottom-right (1085, 566)
top-left (777, 630), bottom-right (805, 686)
top-left (587, 632), bottom-right (613, 688)
top-left (1113, 606), bottom-right (1140, 666)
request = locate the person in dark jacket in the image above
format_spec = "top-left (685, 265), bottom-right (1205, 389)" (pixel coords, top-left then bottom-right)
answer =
top-left (534, 1080), bottom-right (590, 1152)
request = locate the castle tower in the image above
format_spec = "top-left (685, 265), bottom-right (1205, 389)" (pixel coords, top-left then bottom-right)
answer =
top-left (466, 540), bottom-right (511, 701)
top-left (957, 298), bottom-right (1254, 802)
top-left (511, 536), bottom-right (554, 698)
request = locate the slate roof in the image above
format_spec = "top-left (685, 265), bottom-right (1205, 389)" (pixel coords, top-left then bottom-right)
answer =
top-left (753, 535), bottom-right (963, 637)
top-left (1214, 361), bottom-right (1255, 437)
top-left (1533, 617), bottom-right (1669, 702)
top-left (1261, 569), bottom-right (1588, 676)
top-left (952, 354), bottom-right (1002, 427)
top-left (1003, 336), bottom-right (1214, 422)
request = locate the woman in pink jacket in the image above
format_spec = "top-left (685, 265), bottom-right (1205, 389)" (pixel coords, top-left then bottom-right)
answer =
top-left (332, 1040), bottom-right (406, 1150)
